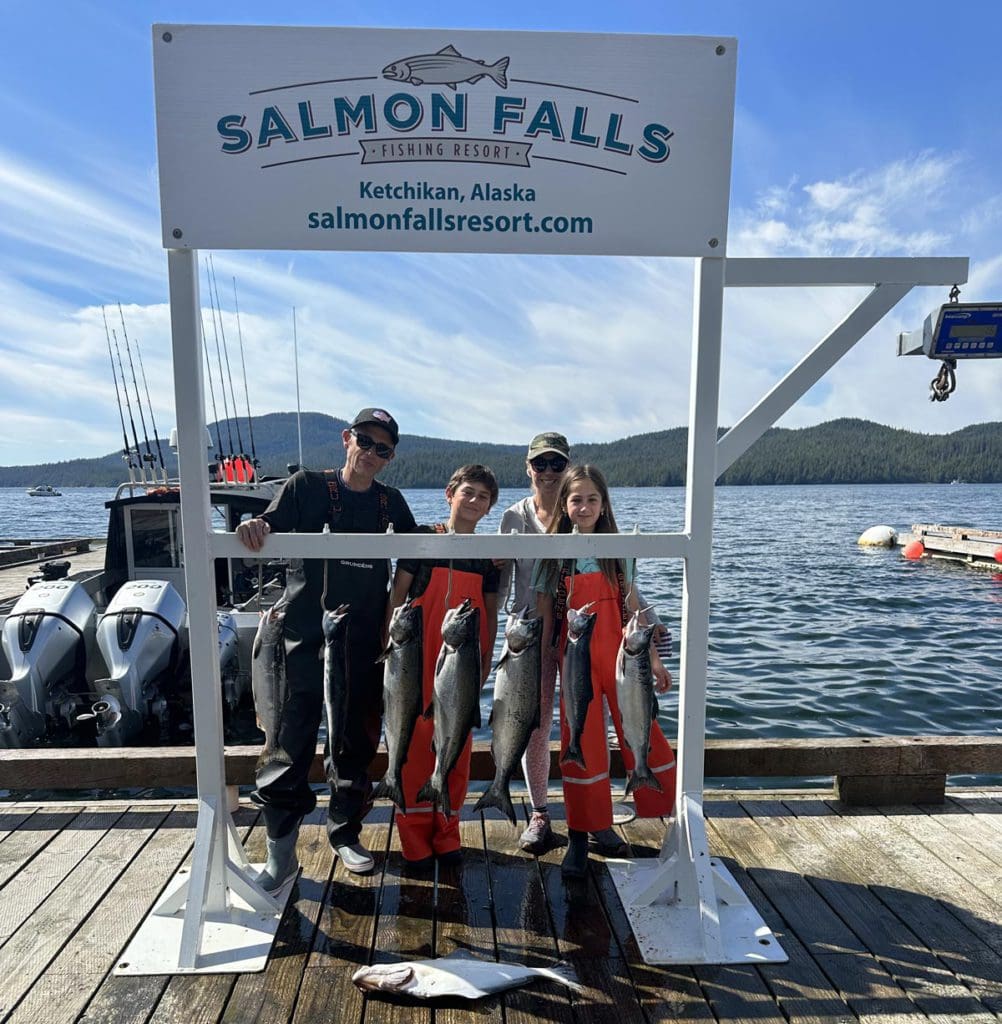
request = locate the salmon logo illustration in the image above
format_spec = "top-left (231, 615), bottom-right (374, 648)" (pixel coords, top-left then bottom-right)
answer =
top-left (382, 44), bottom-right (509, 91)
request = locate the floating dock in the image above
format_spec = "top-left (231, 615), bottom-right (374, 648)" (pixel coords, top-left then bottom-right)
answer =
top-left (0, 788), bottom-right (1000, 1023)
top-left (898, 524), bottom-right (1002, 569)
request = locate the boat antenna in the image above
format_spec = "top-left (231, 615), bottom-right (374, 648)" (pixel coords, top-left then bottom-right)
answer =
top-left (199, 307), bottom-right (225, 465)
top-left (231, 276), bottom-right (259, 470)
top-left (102, 306), bottom-right (136, 483)
top-left (204, 257), bottom-right (236, 458)
top-left (208, 254), bottom-right (246, 459)
top-left (134, 340), bottom-right (168, 482)
top-left (117, 303), bottom-right (156, 479)
top-left (292, 306), bottom-right (304, 469)
top-left (110, 326), bottom-right (147, 484)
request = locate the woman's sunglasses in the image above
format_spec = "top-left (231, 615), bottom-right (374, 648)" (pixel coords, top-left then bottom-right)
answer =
top-left (351, 429), bottom-right (395, 459)
top-left (529, 455), bottom-right (569, 473)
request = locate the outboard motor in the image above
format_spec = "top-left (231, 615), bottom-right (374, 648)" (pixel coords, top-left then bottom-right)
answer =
top-left (88, 580), bottom-right (185, 746)
top-left (217, 611), bottom-right (243, 714)
top-left (0, 580), bottom-right (95, 747)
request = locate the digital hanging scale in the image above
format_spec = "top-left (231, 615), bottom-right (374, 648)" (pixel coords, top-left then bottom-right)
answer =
top-left (922, 303), bottom-right (1002, 358)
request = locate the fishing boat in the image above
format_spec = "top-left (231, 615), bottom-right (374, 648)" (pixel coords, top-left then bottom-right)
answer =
top-left (0, 472), bottom-right (285, 750)
top-left (26, 484), bottom-right (62, 497)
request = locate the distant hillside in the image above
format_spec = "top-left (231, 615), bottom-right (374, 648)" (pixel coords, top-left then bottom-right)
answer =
top-left (1, 414), bottom-right (1000, 487)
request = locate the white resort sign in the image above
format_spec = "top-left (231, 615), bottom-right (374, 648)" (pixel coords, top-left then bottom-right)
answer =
top-left (152, 25), bottom-right (737, 257)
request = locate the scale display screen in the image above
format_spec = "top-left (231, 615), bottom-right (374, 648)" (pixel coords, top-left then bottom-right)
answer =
top-left (924, 303), bottom-right (1002, 358)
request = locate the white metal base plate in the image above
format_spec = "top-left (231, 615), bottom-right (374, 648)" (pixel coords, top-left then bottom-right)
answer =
top-left (114, 863), bottom-right (296, 975)
top-left (607, 857), bottom-right (787, 965)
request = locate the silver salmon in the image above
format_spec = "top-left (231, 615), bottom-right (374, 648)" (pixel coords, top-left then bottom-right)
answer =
top-left (352, 950), bottom-right (581, 1000)
top-left (417, 598), bottom-right (481, 817)
top-left (560, 603), bottom-right (596, 770)
top-left (474, 609), bottom-right (543, 824)
top-left (616, 610), bottom-right (663, 796)
top-left (373, 598), bottom-right (424, 811)
top-left (321, 603), bottom-right (350, 786)
top-left (251, 597), bottom-right (292, 787)
top-left (382, 44), bottom-right (509, 90)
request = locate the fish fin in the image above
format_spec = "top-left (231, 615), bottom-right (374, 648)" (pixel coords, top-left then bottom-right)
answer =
top-left (438, 44), bottom-right (461, 55)
top-left (536, 961), bottom-right (584, 993)
top-left (472, 783), bottom-right (516, 825)
top-left (470, 74), bottom-right (485, 83)
top-left (494, 649), bottom-right (510, 671)
top-left (416, 779), bottom-right (437, 806)
top-left (446, 81), bottom-right (457, 91)
top-left (489, 56), bottom-right (510, 89)
top-left (410, 76), bottom-right (423, 86)
top-left (375, 644), bottom-right (391, 664)
top-left (422, 699), bottom-right (434, 719)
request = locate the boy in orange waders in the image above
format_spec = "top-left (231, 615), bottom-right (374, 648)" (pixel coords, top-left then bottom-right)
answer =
top-left (388, 465), bottom-right (500, 867)
top-left (533, 464), bottom-right (676, 879)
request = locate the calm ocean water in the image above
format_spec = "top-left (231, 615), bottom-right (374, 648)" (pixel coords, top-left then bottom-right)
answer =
top-left (1, 483), bottom-right (1000, 749)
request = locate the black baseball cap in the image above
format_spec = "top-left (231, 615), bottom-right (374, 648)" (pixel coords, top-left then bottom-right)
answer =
top-left (350, 407), bottom-right (400, 445)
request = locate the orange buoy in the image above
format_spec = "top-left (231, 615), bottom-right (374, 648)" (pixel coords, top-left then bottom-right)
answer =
top-left (994, 547), bottom-right (1002, 564)
top-left (903, 539), bottom-right (925, 560)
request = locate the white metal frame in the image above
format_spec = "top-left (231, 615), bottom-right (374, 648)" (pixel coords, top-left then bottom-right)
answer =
top-left (113, 249), bottom-right (967, 972)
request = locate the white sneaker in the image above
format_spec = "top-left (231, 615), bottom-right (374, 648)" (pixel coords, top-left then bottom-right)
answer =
top-left (334, 841), bottom-right (375, 874)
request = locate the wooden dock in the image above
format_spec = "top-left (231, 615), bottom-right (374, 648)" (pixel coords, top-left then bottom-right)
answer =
top-left (0, 788), bottom-right (1000, 1023)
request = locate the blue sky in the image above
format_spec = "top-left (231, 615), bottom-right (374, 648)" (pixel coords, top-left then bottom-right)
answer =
top-left (2, 1), bottom-right (1001, 466)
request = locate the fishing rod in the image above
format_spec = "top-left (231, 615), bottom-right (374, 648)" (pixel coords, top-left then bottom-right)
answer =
top-left (292, 306), bottom-right (304, 469)
top-left (231, 276), bottom-right (259, 471)
top-left (134, 341), bottom-right (168, 482)
top-left (208, 254), bottom-right (246, 460)
top-left (204, 257), bottom-right (236, 458)
top-left (199, 307), bottom-right (225, 464)
top-left (117, 303), bottom-right (156, 478)
top-left (110, 326), bottom-right (147, 484)
top-left (102, 306), bottom-right (137, 483)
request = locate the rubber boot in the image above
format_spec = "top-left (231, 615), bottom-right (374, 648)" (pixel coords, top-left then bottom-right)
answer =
top-left (254, 823), bottom-right (301, 892)
top-left (561, 829), bottom-right (589, 880)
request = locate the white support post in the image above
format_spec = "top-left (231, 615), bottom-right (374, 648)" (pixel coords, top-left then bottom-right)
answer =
top-left (607, 257), bottom-right (787, 964)
top-left (114, 248), bottom-right (293, 976)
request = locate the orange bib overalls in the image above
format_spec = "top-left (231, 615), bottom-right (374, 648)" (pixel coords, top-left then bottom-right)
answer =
top-left (558, 570), bottom-right (676, 832)
top-left (397, 565), bottom-right (488, 861)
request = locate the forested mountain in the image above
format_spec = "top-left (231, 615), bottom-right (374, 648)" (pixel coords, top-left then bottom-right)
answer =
top-left (1, 414), bottom-right (1000, 487)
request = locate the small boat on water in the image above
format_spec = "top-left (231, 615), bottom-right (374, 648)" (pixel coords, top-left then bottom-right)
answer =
top-left (26, 485), bottom-right (62, 497)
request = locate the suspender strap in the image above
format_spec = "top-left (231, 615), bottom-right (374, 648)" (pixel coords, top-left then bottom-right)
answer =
top-left (324, 469), bottom-right (390, 531)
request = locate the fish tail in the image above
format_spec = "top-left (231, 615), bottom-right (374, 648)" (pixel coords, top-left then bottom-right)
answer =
top-left (560, 741), bottom-right (587, 770)
top-left (416, 778), bottom-right (438, 807)
top-left (256, 745), bottom-right (294, 787)
top-left (537, 961), bottom-right (584, 993)
top-left (490, 55), bottom-right (510, 88)
top-left (472, 782), bottom-right (516, 825)
top-left (625, 765), bottom-right (663, 797)
top-left (373, 774), bottom-right (406, 812)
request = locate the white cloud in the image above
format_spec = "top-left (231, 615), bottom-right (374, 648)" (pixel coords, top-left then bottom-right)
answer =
top-left (1, 132), bottom-right (1000, 466)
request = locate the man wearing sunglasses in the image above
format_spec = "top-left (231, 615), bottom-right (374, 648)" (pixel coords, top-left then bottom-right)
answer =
top-left (236, 407), bottom-right (416, 887)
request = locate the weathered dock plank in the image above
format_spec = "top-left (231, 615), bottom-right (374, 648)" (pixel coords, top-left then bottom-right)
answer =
top-left (5, 806), bottom-right (198, 1024)
top-left (0, 791), bottom-right (999, 1023)
top-left (482, 802), bottom-right (576, 1024)
top-left (3, 735), bottom-right (999, 804)
top-left (72, 807), bottom-right (258, 1024)
top-left (743, 799), bottom-right (997, 1022)
top-left (785, 800), bottom-right (1002, 1014)
top-left (218, 805), bottom-right (329, 1024)
top-left (0, 807), bottom-right (171, 1020)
